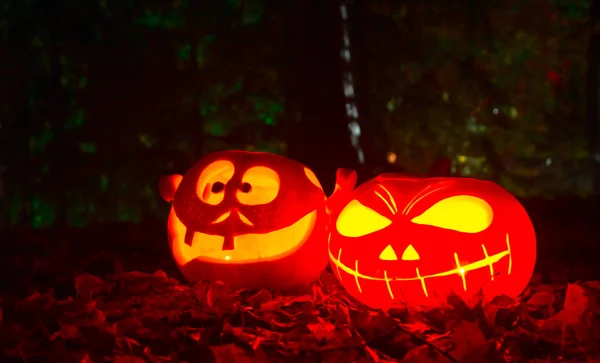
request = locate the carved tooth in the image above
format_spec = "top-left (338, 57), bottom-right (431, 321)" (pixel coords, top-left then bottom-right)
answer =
top-left (222, 234), bottom-right (235, 251)
top-left (506, 234), bottom-right (512, 275)
top-left (336, 248), bottom-right (343, 282)
top-left (481, 244), bottom-right (495, 281)
top-left (416, 268), bottom-right (428, 297)
top-left (184, 228), bottom-right (195, 246)
top-left (384, 270), bottom-right (394, 299)
top-left (354, 260), bottom-right (362, 293)
top-left (454, 253), bottom-right (467, 291)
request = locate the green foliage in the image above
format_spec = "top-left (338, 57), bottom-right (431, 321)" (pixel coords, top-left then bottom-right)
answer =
top-left (136, 4), bottom-right (185, 30)
top-left (31, 196), bottom-right (54, 229)
top-left (79, 142), bottom-right (97, 154)
top-left (370, 0), bottom-right (591, 196)
top-left (0, 0), bottom-right (594, 230)
top-left (251, 97), bottom-right (284, 126)
top-left (64, 109), bottom-right (85, 130)
top-left (30, 130), bottom-right (54, 155)
top-left (0, 0), bottom-right (286, 229)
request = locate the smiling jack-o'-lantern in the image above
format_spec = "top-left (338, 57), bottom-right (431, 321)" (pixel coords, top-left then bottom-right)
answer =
top-left (328, 173), bottom-right (536, 308)
top-left (159, 150), bottom-right (329, 289)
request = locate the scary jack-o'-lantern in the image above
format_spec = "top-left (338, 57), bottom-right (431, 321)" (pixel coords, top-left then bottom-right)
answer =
top-left (159, 150), bottom-right (329, 289)
top-left (328, 173), bottom-right (536, 308)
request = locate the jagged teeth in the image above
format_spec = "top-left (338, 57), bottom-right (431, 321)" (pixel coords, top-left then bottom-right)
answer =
top-left (335, 237), bottom-right (513, 300)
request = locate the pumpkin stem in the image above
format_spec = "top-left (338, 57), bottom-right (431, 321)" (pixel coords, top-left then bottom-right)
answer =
top-left (326, 168), bottom-right (357, 215)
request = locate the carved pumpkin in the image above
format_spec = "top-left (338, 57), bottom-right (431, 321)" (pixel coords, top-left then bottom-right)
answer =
top-left (328, 173), bottom-right (536, 308)
top-left (159, 150), bottom-right (328, 288)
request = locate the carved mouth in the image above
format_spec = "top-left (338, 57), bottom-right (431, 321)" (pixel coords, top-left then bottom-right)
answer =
top-left (169, 208), bottom-right (317, 265)
top-left (328, 234), bottom-right (512, 299)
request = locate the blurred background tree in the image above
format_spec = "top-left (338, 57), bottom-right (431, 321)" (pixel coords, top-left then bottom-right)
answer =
top-left (0, 0), bottom-right (597, 230)
top-left (367, 0), bottom-right (592, 195)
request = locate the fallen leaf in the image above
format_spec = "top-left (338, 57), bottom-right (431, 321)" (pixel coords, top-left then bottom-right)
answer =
top-left (528, 292), bottom-right (556, 307)
top-left (207, 281), bottom-right (232, 307)
top-left (210, 343), bottom-right (253, 363)
top-left (75, 273), bottom-right (111, 301)
top-left (113, 356), bottom-right (147, 363)
top-left (449, 321), bottom-right (487, 361)
top-left (307, 322), bottom-right (336, 340)
top-left (552, 283), bottom-right (588, 325)
top-left (399, 322), bottom-right (436, 335)
top-left (58, 323), bottom-right (80, 340)
top-left (400, 345), bottom-right (451, 363)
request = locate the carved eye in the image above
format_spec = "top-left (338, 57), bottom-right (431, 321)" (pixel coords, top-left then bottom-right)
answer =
top-left (411, 195), bottom-right (493, 233)
top-left (211, 182), bottom-right (225, 193)
top-left (196, 160), bottom-right (235, 205)
top-left (236, 166), bottom-right (280, 205)
top-left (336, 200), bottom-right (392, 237)
top-left (239, 182), bottom-right (252, 193)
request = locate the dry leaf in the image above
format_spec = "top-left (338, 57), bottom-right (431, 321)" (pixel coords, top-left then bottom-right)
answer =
top-left (306, 322), bottom-right (336, 340)
top-left (207, 281), bottom-right (232, 307)
top-left (528, 292), bottom-right (556, 307)
top-left (210, 343), bottom-right (253, 363)
top-left (400, 345), bottom-right (451, 363)
top-left (400, 322), bottom-right (436, 335)
top-left (552, 283), bottom-right (588, 325)
top-left (59, 323), bottom-right (80, 340)
top-left (75, 273), bottom-right (111, 300)
top-left (113, 356), bottom-right (147, 363)
top-left (3, 239), bottom-right (599, 363)
top-left (449, 321), bottom-right (487, 361)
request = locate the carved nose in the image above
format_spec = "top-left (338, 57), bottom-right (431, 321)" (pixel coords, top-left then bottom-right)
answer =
top-left (401, 244), bottom-right (420, 261)
top-left (379, 245), bottom-right (398, 261)
top-left (211, 209), bottom-right (254, 226)
top-left (212, 210), bottom-right (231, 224)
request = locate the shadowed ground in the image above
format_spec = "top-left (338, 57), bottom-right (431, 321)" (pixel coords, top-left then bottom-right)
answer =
top-left (0, 197), bottom-right (598, 361)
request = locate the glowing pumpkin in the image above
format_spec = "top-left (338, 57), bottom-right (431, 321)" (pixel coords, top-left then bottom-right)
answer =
top-left (328, 173), bottom-right (536, 308)
top-left (159, 150), bottom-right (328, 289)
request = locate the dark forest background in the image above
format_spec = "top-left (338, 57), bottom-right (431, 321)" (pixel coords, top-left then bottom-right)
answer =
top-left (1, 0), bottom-right (599, 231)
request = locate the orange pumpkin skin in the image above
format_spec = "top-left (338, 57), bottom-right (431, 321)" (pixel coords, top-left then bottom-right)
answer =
top-left (328, 173), bottom-right (536, 308)
top-left (160, 150), bottom-right (328, 289)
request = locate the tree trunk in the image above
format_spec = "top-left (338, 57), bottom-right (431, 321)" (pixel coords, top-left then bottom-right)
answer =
top-left (283, 0), bottom-right (358, 195)
top-left (586, 0), bottom-right (600, 194)
top-left (187, 0), bottom-right (204, 158)
top-left (349, 0), bottom-right (376, 182)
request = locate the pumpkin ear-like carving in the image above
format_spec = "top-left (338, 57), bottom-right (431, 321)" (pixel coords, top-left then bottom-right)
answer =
top-left (196, 160), bottom-right (236, 205)
top-left (336, 199), bottom-right (392, 237)
top-left (159, 174), bottom-right (183, 202)
top-left (411, 195), bottom-right (493, 233)
top-left (236, 166), bottom-right (280, 205)
top-left (304, 167), bottom-right (323, 191)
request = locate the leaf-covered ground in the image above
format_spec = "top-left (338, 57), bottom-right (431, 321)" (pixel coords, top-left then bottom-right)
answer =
top-left (0, 197), bottom-right (599, 362)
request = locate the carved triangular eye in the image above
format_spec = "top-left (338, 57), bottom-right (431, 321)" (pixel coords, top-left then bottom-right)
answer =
top-left (411, 196), bottom-right (493, 233)
top-left (336, 200), bottom-right (392, 237)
